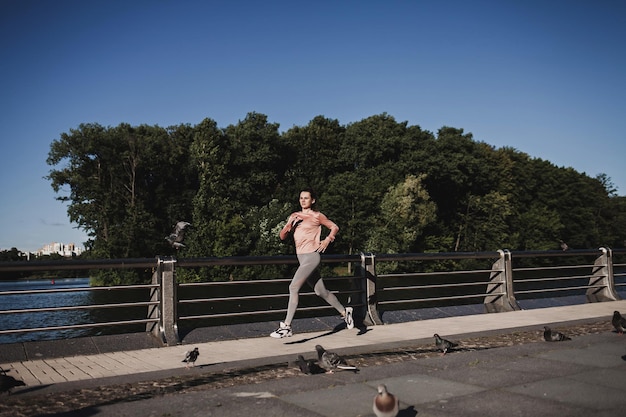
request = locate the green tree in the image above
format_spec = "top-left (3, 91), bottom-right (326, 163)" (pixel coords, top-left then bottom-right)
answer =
top-left (47, 122), bottom-right (197, 283)
top-left (456, 191), bottom-right (513, 252)
top-left (282, 115), bottom-right (348, 195)
top-left (366, 174), bottom-right (437, 255)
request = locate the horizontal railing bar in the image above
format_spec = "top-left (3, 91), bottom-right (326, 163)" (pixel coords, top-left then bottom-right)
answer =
top-left (178, 279), bottom-right (290, 287)
top-left (374, 251), bottom-right (500, 262)
top-left (179, 304), bottom-right (346, 321)
top-left (509, 249), bottom-right (604, 258)
top-left (179, 289), bottom-right (364, 304)
top-left (512, 264), bottom-right (595, 272)
top-left (2, 248), bottom-right (621, 274)
top-left (381, 281), bottom-right (489, 291)
top-left (515, 285), bottom-right (604, 295)
top-left (379, 293), bottom-right (488, 305)
top-left (0, 301), bottom-right (159, 315)
top-left (514, 274), bottom-right (594, 284)
top-left (177, 254), bottom-right (362, 268)
top-left (379, 269), bottom-right (494, 279)
top-left (0, 258), bottom-right (158, 272)
top-left (57, 251), bottom-right (502, 274)
top-left (177, 275), bottom-right (356, 288)
top-left (0, 318), bottom-right (159, 335)
top-left (0, 284), bottom-right (157, 296)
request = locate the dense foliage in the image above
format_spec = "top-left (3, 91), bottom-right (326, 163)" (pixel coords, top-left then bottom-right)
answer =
top-left (45, 113), bottom-right (626, 283)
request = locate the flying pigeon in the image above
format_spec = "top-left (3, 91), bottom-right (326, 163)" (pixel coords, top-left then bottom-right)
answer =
top-left (543, 326), bottom-right (571, 341)
top-left (166, 221), bottom-right (191, 249)
top-left (559, 240), bottom-right (569, 251)
top-left (182, 347), bottom-right (199, 368)
top-left (373, 384), bottom-right (399, 417)
top-left (434, 333), bottom-right (458, 356)
top-left (315, 344), bottom-right (358, 373)
top-left (0, 373), bottom-right (25, 395)
top-left (612, 310), bottom-right (626, 334)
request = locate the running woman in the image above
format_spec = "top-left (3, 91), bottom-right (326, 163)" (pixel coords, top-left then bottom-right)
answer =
top-left (270, 189), bottom-right (354, 338)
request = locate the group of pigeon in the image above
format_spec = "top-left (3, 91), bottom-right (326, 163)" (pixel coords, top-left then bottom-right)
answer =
top-left (296, 345), bottom-right (399, 417)
top-left (290, 310), bottom-right (626, 416)
top-left (543, 310), bottom-right (626, 341)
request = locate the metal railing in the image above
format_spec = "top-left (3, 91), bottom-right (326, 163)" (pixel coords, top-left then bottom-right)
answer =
top-left (0, 284), bottom-right (159, 336)
top-left (0, 248), bottom-right (624, 346)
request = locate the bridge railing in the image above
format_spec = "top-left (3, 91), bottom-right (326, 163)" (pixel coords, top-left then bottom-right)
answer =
top-left (0, 248), bottom-right (624, 346)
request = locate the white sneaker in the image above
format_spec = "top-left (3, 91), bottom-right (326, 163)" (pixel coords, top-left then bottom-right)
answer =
top-left (344, 307), bottom-right (354, 329)
top-left (270, 322), bottom-right (293, 338)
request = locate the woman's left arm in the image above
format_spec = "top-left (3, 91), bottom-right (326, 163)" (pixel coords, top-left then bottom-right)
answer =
top-left (316, 213), bottom-right (339, 252)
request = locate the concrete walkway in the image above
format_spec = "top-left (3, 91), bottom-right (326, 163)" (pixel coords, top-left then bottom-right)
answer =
top-left (80, 328), bottom-right (626, 417)
top-left (2, 300), bottom-right (626, 389)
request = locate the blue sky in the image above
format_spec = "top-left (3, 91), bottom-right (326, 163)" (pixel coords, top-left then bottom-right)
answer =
top-left (1, 0), bottom-right (625, 252)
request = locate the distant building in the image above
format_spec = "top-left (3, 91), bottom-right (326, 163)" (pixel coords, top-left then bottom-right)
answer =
top-left (36, 242), bottom-right (84, 257)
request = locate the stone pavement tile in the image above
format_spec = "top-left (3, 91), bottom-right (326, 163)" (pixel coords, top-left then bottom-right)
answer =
top-left (565, 368), bottom-right (626, 391)
top-left (280, 382), bottom-right (381, 417)
top-left (411, 347), bottom-right (510, 370)
top-left (91, 332), bottom-right (161, 353)
top-left (536, 344), bottom-right (626, 368)
top-left (61, 386), bottom-right (326, 417)
top-left (0, 362), bottom-right (38, 386)
top-left (26, 361), bottom-right (66, 384)
top-left (414, 388), bottom-right (592, 417)
top-left (504, 377), bottom-right (626, 411)
top-left (426, 363), bottom-right (551, 388)
top-left (23, 337), bottom-right (98, 360)
top-left (371, 374), bottom-right (486, 406)
top-left (482, 354), bottom-right (595, 377)
top-left (0, 343), bottom-right (27, 363)
top-left (43, 357), bottom-right (92, 380)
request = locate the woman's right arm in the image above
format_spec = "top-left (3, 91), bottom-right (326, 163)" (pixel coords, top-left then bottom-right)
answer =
top-left (279, 214), bottom-right (296, 241)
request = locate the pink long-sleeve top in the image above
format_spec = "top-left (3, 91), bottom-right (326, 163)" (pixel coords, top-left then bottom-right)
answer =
top-left (279, 211), bottom-right (339, 254)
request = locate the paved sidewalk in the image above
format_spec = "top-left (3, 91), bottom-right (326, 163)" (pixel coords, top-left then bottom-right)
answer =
top-left (72, 330), bottom-right (626, 417)
top-left (2, 299), bottom-right (626, 390)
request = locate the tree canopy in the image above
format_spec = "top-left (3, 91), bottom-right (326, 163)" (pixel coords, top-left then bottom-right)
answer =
top-left (46, 112), bottom-right (626, 283)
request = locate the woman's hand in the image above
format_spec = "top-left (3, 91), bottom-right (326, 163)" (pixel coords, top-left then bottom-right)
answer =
top-left (290, 218), bottom-right (303, 231)
top-left (316, 237), bottom-right (331, 253)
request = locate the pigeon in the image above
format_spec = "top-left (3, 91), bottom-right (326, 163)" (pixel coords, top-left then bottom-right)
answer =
top-left (543, 326), bottom-right (571, 341)
top-left (559, 240), bottom-right (569, 251)
top-left (434, 333), bottom-right (458, 356)
top-left (315, 344), bottom-right (358, 373)
top-left (0, 373), bottom-right (26, 394)
top-left (612, 310), bottom-right (626, 334)
top-left (373, 384), bottom-right (399, 417)
top-left (166, 221), bottom-right (191, 249)
top-left (182, 347), bottom-right (199, 368)
top-left (295, 355), bottom-right (324, 375)
top-left (296, 355), bottom-right (312, 374)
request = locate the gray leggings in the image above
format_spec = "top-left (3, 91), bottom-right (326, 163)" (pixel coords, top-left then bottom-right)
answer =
top-left (285, 252), bottom-right (345, 325)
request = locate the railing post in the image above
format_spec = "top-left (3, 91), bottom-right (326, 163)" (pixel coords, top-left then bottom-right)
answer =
top-left (146, 259), bottom-right (163, 342)
top-left (360, 252), bottom-right (383, 326)
top-left (484, 249), bottom-right (520, 312)
top-left (586, 247), bottom-right (621, 302)
top-left (157, 255), bottom-right (180, 345)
